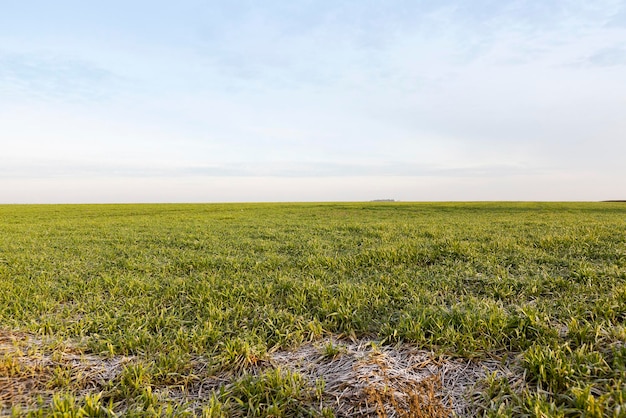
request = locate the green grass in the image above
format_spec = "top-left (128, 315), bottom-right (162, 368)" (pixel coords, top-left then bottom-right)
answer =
top-left (1, 202), bottom-right (625, 416)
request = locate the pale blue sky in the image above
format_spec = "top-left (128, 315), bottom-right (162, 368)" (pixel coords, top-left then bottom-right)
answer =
top-left (1, 0), bottom-right (625, 202)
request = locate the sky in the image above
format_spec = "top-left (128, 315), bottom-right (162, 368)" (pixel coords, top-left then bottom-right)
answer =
top-left (1, 0), bottom-right (625, 203)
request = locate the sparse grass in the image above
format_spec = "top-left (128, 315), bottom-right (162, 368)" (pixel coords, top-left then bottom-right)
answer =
top-left (1, 202), bottom-right (625, 416)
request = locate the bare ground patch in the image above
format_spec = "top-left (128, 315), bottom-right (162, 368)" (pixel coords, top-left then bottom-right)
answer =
top-left (1, 330), bottom-right (527, 416)
top-left (0, 329), bottom-right (132, 414)
top-left (269, 337), bottom-right (525, 417)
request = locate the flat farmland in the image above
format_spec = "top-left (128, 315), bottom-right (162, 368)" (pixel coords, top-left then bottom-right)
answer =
top-left (1, 202), bottom-right (625, 417)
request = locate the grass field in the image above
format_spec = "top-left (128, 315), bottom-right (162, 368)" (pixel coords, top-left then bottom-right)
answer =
top-left (0, 202), bottom-right (625, 417)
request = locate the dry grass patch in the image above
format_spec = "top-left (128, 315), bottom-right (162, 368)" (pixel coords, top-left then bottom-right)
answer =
top-left (365, 373), bottom-right (449, 418)
top-left (270, 337), bottom-right (525, 417)
top-left (1, 330), bottom-right (529, 416)
top-left (0, 329), bottom-right (131, 414)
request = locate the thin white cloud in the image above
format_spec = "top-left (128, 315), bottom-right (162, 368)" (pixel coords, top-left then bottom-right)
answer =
top-left (585, 46), bottom-right (626, 66)
top-left (0, 52), bottom-right (122, 102)
top-left (0, 158), bottom-right (536, 180)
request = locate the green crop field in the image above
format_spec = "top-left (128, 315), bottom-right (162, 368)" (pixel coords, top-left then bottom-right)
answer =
top-left (1, 202), bottom-right (625, 417)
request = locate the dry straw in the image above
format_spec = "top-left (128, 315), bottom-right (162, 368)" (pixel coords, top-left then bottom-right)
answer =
top-left (0, 329), bottom-right (131, 413)
top-left (270, 337), bottom-right (523, 417)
